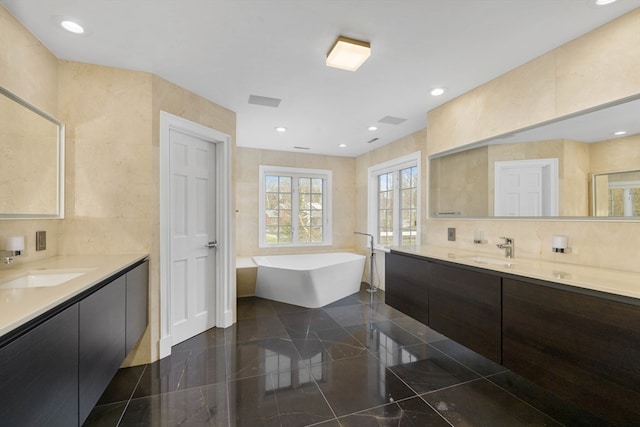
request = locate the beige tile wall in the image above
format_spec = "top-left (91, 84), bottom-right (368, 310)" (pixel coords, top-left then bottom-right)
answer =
top-left (57, 61), bottom-right (154, 255)
top-left (430, 146), bottom-right (489, 217)
top-left (590, 134), bottom-right (640, 174)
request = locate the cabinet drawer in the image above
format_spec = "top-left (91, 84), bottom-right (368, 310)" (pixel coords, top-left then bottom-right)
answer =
top-left (385, 252), bottom-right (429, 324)
top-left (79, 275), bottom-right (127, 423)
top-left (0, 305), bottom-right (79, 426)
top-left (503, 278), bottom-right (640, 425)
top-left (126, 260), bottom-right (149, 353)
top-left (429, 262), bottom-right (502, 363)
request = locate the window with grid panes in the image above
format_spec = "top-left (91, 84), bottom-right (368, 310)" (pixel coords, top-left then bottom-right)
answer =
top-left (368, 153), bottom-right (420, 248)
top-left (259, 166), bottom-right (332, 247)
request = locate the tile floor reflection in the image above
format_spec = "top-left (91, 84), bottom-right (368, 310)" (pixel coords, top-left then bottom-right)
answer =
top-left (84, 289), bottom-right (607, 426)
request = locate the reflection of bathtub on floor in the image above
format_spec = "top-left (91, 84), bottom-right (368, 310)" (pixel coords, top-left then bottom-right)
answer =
top-left (253, 252), bottom-right (366, 308)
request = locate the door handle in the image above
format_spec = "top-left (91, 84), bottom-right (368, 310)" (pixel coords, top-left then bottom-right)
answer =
top-left (205, 241), bottom-right (218, 248)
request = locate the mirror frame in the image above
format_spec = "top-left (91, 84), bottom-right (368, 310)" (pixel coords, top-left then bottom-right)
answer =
top-left (0, 86), bottom-right (65, 219)
top-left (428, 94), bottom-right (640, 222)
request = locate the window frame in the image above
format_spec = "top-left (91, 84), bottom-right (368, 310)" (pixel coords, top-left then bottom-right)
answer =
top-left (258, 165), bottom-right (332, 248)
top-left (367, 152), bottom-right (421, 250)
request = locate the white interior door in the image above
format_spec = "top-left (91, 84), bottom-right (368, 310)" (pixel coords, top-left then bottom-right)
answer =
top-left (169, 129), bottom-right (216, 346)
top-left (495, 158), bottom-right (558, 216)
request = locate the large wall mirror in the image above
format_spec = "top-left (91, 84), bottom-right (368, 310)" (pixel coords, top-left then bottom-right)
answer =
top-left (0, 86), bottom-right (64, 219)
top-left (429, 95), bottom-right (640, 220)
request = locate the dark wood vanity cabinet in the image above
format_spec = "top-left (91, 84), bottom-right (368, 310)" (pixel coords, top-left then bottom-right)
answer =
top-left (79, 260), bottom-right (149, 424)
top-left (79, 275), bottom-right (127, 422)
top-left (0, 259), bottom-right (149, 427)
top-left (385, 251), bottom-right (429, 324)
top-left (385, 250), bottom-right (640, 424)
top-left (0, 305), bottom-right (79, 426)
top-left (429, 262), bottom-right (502, 364)
top-left (503, 278), bottom-right (640, 425)
top-left (126, 260), bottom-right (149, 354)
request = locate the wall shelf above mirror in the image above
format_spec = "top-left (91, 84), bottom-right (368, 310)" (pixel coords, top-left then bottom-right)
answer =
top-left (0, 86), bottom-right (65, 219)
top-left (429, 95), bottom-right (640, 221)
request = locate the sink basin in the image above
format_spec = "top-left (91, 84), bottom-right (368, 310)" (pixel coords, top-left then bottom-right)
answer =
top-left (463, 256), bottom-right (517, 267)
top-left (0, 269), bottom-right (92, 290)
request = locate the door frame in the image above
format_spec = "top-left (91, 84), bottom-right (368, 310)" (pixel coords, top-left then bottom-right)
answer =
top-left (159, 111), bottom-right (235, 359)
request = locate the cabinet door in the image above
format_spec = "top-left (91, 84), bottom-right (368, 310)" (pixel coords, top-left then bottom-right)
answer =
top-left (429, 262), bottom-right (502, 363)
top-left (0, 305), bottom-right (79, 427)
top-left (503, 278), bottom-right (640, 425)
top-left (385, 252), bottom-right (429, 324)
top-left (79, 275), bottom-right (127, 423)
top-left (126, 260), bottom-right (149, 354)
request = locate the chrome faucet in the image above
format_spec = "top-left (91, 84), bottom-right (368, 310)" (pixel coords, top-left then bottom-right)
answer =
top-left (496, 237), bottom-right (514, 259)
top-left (354, 232), bottom-right (377, 293)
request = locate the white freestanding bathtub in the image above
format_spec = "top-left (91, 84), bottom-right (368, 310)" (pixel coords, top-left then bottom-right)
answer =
top-left (253, 252), bottom-right (366, 308)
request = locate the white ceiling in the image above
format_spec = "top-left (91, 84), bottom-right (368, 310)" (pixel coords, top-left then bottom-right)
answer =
top-left (2, 0), bottom-right (639, 157)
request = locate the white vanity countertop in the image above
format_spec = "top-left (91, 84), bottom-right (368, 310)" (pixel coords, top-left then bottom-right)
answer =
top-left (0, 253), bottom-right (148, 339)
top-left (390, 245), bottom-right (640, 300)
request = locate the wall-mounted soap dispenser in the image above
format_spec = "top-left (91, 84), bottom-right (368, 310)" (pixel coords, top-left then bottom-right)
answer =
top-left (1, 235), bottom-right (24, 264)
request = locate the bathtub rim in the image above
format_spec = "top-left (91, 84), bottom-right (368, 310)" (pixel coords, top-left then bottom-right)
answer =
top-left (252, 251), bottom-right (365, 271)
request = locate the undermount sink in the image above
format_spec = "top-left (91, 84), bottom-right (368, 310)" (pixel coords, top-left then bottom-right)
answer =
top-left (463, 256), bottom-right (518, 267)
top-left (0, 269), bottom-right (92, 290)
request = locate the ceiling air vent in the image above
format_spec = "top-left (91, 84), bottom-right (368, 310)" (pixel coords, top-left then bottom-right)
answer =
top-left (248, 95), bottom-right (282, 108)
top-left (378, 116), bottom-right (407, 125)
top-left (367, 138), bottom-right (379, 144)
top-left (294, 146), bottom-right (310, 150)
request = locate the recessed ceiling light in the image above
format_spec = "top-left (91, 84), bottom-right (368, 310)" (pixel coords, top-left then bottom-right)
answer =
top-left (595, 0), bottom-right (617, 5)
top-left (275, 126), bottom-right (287, 132)
top-left (613, 130), bottom-right (627, 136)
top-left (60, 19), bottom-right (85, 34)
top-left (368, 126), bottom-right (378, 131)
top-left (326, 36), bottom-right (371, 72)
top-left (338, 144), bottom-right (347, 148)
top-left (430, 87), bottom-right (446, 96)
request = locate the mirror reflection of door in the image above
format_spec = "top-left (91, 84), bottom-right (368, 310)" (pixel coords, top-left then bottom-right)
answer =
top-left (494, 159), bottom-right (558, 216)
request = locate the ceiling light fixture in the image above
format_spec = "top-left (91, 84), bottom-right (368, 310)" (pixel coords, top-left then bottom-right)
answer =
top-left (275, 126), bottom-right (287, 132)
top-left (595, 0), bottom-right (617, 5)
top-left (326, 36), bottom-right (371, 72)
top-left (60, 19), bottom-right (85, 34)
top-left (338, 144), bottom-right (347, 148)
top-left (368, 126), bottom-right (378, 131)
top-left (613, 130), bottom-right (627, 136)
top-left (430, 87), bottom-right (446, 96)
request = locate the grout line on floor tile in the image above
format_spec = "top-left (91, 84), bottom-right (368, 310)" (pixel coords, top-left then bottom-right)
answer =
top-left (483, 372), bottom-right (569, 427)
top-left (418, 377), bottom-right (485, 397)
top-left (423, 340), bottom-right (503, 380)
top-left (417, 396), bottom-right (456, 427)
top-left (115, 364), bottom-right (148, 427)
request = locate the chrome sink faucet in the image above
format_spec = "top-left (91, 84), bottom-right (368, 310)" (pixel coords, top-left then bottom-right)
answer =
top-left (497, 237), bottom-right (514, 259)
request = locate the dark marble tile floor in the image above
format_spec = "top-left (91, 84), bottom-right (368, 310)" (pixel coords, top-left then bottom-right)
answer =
top-left (84, 289), bottom-right (609, 426)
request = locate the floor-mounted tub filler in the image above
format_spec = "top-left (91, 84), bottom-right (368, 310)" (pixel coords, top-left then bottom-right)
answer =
top-left (253, 252), bottom-right (366, 308)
